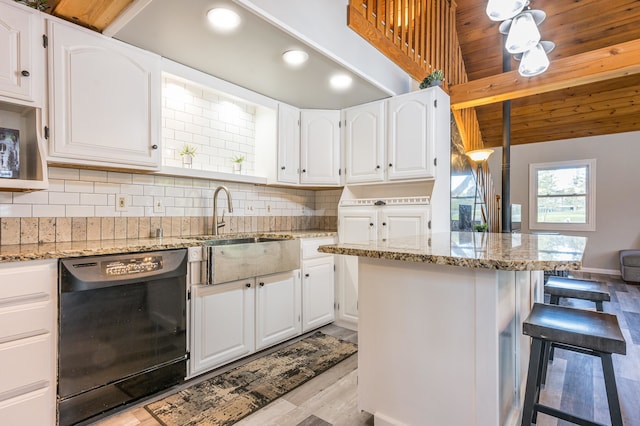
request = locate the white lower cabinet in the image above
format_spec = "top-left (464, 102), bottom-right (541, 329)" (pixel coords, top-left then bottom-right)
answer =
top-left (190, 279), bottom-right (255, 377)
top-left (255, 270), bottom-right (302, 351)
top-left (336, 205), bottom-right (431, 329)
top-left (301, 257), bottom-right (334, 332)
top-left (301, 237), bottom-right (335, 332)
top-left (0, 259), bottom-right (57, 426)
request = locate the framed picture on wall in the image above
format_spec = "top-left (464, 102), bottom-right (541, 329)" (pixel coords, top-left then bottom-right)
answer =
top-left (0, 127), bottom-right (20, 179)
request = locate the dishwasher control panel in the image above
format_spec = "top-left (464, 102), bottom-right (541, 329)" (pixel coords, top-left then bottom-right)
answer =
top-left (102, 255), bottom-right (163, 276)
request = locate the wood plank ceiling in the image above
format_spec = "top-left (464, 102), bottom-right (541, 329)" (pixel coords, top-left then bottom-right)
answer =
top-left (454, 0), bottom-right (640, 147)
top-left (46, 0), bottom-right (640, 148)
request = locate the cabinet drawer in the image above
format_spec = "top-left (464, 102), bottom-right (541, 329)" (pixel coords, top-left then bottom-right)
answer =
top-left (0, 266), bottom-right (54, 300)
top-left (302, 237), bottom-right (337, 259)
top-left (0, 299), bottom-right (53, 343)
top-left (0, 335), bottom-right (53, 396)
top-left (0, 386), bottom-right (54, 426)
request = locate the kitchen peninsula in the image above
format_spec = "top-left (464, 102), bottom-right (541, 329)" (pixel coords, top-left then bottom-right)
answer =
top-left (319, 231), bottom-right (587, 426)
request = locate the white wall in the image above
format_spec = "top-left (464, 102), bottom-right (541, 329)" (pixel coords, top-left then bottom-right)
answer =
top-left (235, 0), bottom-right (412, 96)
top-left (488, 131), bottom-right (640, 273)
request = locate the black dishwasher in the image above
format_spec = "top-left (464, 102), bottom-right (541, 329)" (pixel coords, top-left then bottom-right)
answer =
top-left (58, 249), bottom-right (188, 425)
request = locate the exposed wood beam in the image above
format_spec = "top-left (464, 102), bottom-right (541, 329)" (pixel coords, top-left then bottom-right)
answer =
top-left (450, 39), bottom-right (640, 110)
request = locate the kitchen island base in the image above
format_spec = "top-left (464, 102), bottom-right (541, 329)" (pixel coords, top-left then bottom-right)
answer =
top-left (357, 257), bottom-right (543, 426)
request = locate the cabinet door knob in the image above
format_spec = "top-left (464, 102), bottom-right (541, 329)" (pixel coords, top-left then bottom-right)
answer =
top-left (259, 282), bottom-right (265, 287)
top-left (281, 166), bottom-right (286, 170)
top-left (382, 222), bottom-right (387, 226)
top-left (376, 165), bottom-right (380, 169)
top-left (151, 144), bottom-right (158, 149)
top-left (21, 70), bottom-right (30, 77)
top-left (302, 169), bottom-right (306, 173)
top-left (305, 273), bottom-right (310, 278)
top-left (388, 163), bottom-right (393, 167)
top-left (245, 283), bottom-right (251, 288)
top-left (369, 223), bottom-right (374, 227)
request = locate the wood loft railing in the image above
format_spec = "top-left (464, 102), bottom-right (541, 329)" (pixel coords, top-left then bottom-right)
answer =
top-left (348, 0), bottom-right (500, 231)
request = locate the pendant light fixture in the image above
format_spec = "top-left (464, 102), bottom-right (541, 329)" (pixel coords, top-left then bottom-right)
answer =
top-left (486, 0), bottom-right (527, 21)
top-left (488, 0), bottom-right (554, 78)
top-left (500, 9), bottom-right (545, 54)
top-left (516, 41), bottom-right (555, 77)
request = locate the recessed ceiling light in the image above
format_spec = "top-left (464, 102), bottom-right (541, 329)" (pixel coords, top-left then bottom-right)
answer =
top-left (329, 74), bottom-right (353, 91)
top-left (207, 8), bottom-right (241, 31)
top-left (282, 50), bottom-right (309, 67)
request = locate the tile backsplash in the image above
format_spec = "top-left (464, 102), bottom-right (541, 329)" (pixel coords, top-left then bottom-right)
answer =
top-left (0, 167), bottom-right (340, 245)
top-left (162, 74), bottom-right (257, 174)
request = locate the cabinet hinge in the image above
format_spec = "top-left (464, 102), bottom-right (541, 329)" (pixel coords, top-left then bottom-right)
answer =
top-left (434, 157), bottom-right (437, 166)
top-left (44, 126), bottom-right (49, 140)
top-left (186, 351), bottom-right (191, 360)
top-left (334, 302), bottom-right (337, 309)
top-left (339, 120), bottom-right (341, 128)
top-left (338, 168), bottom-right (342, 176)
top-left (187, 289), bottom-right (191, 300)
top-left (42, 34), bottom-right (48, 48)
top-left (428, 220), bottom-right (432, 230)
top-left (333, 264), bottom-right (336, 272)
top-left (434, 99), bottom-right (438, 108)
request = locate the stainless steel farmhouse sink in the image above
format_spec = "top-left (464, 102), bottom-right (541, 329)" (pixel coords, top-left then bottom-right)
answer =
top-left (201, 236), bottom-right (300, 284)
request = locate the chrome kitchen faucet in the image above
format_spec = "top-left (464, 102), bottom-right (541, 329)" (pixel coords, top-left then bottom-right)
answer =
top-left (213, 186), bottom-right (233, 235)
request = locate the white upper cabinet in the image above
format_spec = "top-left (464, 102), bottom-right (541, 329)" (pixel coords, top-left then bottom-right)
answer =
top-left (387, 89), bottom-right (436, 180)
top-left (0, 0), bottom-right (43, 106)
top-left (300, 109), bottom-right (341, 186)
top-left (47, 20), bottom-right (161, 170)
top-left (343, 100), bottom-right (385, 184)
top-left (277, 103), bottom-right (300, 184)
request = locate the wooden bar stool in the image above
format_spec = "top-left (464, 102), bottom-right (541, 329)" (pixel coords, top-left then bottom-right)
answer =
top-left (544, 276), bottom-right (610, 312)
top-left (543, 276), bottom-right (611, 381)
top-left (521, 303), bottom-right (626, 426)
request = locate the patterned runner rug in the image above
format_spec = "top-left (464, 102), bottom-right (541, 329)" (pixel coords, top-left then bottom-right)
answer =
top-left (145, 331), bottom-right (357, 426)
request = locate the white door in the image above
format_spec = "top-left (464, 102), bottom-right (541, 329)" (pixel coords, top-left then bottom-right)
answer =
top-left (0, 1), bottom-right (40, 104)
top-left (277, 103), bottom-right (300, 184)
top-left (387, 90), bottom-right (436, 180)
top-left (300, 109), bottom-right (341, 185)
top-left (339, 208), bottom-right (378, 244)
top-left (302, 257), bottom-right (335, 332)
top-left (336, 208), bottom-right (378, 328)
top-left (344, 101), bottom-right (385, 183)
top-left (380, 206), bottom-right (430, 247)
top-left (190, 280), bottom-right (255, 376)
top-left (48, 20), bottom-right (161, 170)
top-left (255, 270), bottom-right (301, 350)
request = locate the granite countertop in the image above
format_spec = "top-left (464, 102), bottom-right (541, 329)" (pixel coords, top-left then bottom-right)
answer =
top-left (0, 230), bottom-right (337, 263)
top-left (318, 231), bottom-right (587, 271)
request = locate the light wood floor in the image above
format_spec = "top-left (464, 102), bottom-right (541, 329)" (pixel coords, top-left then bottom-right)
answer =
top-left (90, 273), bottom-right (639, 426)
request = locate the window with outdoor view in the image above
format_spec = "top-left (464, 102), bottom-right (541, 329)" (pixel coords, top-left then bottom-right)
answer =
top-left (529, 159), bottom-right (596, 231)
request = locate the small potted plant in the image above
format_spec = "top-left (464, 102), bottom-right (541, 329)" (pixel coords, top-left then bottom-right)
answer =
top-left (420, 69), bottom-right (445, 89)
top-left (179, 144), bottom-right (197, 167)
top-left (232, 154), bottom-right (245, 174)
top-left (473, 223), bottom-right (489, 232)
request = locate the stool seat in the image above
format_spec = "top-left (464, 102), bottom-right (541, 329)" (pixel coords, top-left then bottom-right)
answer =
top-left (521, 303), bottom-right (627, 426)
top-left (544, 276), bottom-right (610, 302)
top-left (524, 303), bottom-right (626, 355)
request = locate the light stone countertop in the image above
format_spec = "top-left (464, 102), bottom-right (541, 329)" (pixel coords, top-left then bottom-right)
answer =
top-left (318, 231), bottom-right (587, 271)
top-left (0, 230), bottom-right (337, 263)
